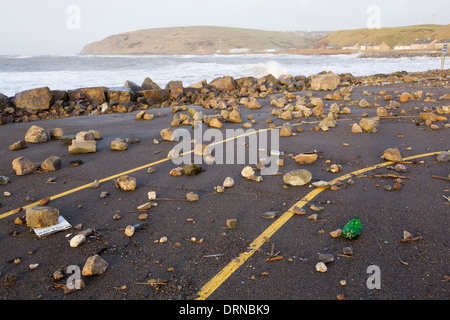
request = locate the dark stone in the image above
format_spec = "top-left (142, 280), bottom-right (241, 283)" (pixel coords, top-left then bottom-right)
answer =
top-left (141, 77), bottom-right (161, 90)
top-left (124, 80), bottom-right (143, 94)
top-left (11, 87), bottom-right (52, 114)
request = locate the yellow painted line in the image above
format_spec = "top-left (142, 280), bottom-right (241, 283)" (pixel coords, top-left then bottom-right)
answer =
top-left (0, 114), bottom-right (424, 221)
top-left (0, 157), bottom-right (169, 220)
top-left (195, 150), bottom-right (443, 300)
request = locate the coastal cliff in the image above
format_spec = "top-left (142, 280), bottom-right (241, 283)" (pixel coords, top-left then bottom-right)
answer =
top-left (81, 26), bottom-right (323, 55)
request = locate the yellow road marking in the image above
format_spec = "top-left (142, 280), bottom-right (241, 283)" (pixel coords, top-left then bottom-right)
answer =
top-left (195, 151), bottom-right (443, 300)
top-left (0, 114), bottom-right (425, 221)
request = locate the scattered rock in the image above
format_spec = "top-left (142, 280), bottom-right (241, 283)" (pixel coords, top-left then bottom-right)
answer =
top-left (294, 153), bottom-right (317, 164)
top-left (377, 107), bottom-right (388, 117)
top-left (228, 109), bottom-right (243, 123)
top-left (110, 138), bottom-right (128, 151)
top-left (329, 164), bottom-right (342, 173)
top-left (125, 225), bottom-right (135, 237)
top-left (63, 279), bottom-right (86, 294)
top-left (319, 117), bottom-right (336, 128)
top-left (68, 140), bottom-right (97, 154)
top-left (81, 254), bottom-right (108, 276)
top-left (186, 192), bottom-right (199, 202)
top-left (403, 230), bottom-right (413, 240)
top-left (223, 177), bottom-right (235, 188)
top-left (437, 151), bottom-right (450, 163)
top-left (241, 166), bottom-right (255, 179)
top-left (279, 123), bottom-right (293, 137)
top-left (312, 181), bottom-right (330, 188)
top-left (318, 253), bottom-right (335, 264)
top-left (260, 211), bottom-right (278, 219)
top-left (12, 157), bottom-right (37, 176)
top-left (351, 123), bottom-right (363, 133)
top-left (25, 125), bottom-right (49, 143)
top-left (148, 191), bottom-right (156, 200)
top-left (226, 219), bottom-right (237, 229)
top-left (89, 130), bottom-right (103, 140)
top-left (41, 156), bottom-right (62, 172)
top-left (160, 128), bottom-right (174, 141)
top-left (116, 175), bottom-right (137, 191)
top-left (359, 98), bottom-right (372, 108)
top-left (50, 128), bottom-right (64, 140)
top-left (208, 117), bottom-right (223, 129)
top-left (382, 148), bottom-right (403, 162)
top-left (0, 176), bottom-right (9, 185)
top-left (70, 234), bottom-right (86, 248)
top-left (283, 169), bottom-right (312, 186)
top-left (359, 117), bottom-right (379, 133)
top-left (26, 206), bottom-right (60, 228)
top-left (315, 262), bottom-right (327, 272)
top-left (342, 247), bottom-right (353, 256)
top-left (9, 140), bottom-right (27, 151)
top-left (183, 164), bottom-right (203, 176)
top-left (170, 167), bottom-right (184, 176)
top-left (330, 229), bottom-right (342, 237)
top-left (76, 131), bottom-right (95, 141)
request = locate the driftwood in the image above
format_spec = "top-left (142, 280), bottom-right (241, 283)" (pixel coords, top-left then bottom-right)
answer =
top-left (432, 175), bottom-right (450, 182)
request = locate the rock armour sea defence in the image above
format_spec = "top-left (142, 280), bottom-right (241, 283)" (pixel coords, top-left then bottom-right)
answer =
top-left (1, 69), bottom-right (449, 125)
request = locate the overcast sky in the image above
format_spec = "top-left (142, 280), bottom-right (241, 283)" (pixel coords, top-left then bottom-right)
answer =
top-left (0, 0), bottom-right (448, 55)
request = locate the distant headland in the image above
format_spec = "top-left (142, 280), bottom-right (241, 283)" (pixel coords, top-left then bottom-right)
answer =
top-left (80, 24), bottom-right (450, 56)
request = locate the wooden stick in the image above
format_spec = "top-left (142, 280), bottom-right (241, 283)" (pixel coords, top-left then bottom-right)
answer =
top-left (156, 198), bottom-right (185, 201)
top-left (336, 254), bottom-right (355, 259)
top-left (432, 175), bottom-right (450, 182)
top-left (371, 174), bottom-right (410, 179)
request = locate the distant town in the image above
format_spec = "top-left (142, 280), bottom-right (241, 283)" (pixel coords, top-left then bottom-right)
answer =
top-left (331, 38), bottom-right (449, 52)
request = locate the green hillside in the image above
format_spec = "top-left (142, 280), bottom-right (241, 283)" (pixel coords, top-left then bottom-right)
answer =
top-left (326, 24), bottom-right (450, 48)
top-left (81, 26), bottom-right (320, 55)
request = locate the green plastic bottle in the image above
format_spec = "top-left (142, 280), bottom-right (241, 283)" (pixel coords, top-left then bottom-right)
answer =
top-left (342, 216), bottom-right (362, 239)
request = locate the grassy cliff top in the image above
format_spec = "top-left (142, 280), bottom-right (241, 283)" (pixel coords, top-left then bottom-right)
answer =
top-left (81, 26), bottom-right (320, 55)
top-left (326, 24), bottom-right (450, 48)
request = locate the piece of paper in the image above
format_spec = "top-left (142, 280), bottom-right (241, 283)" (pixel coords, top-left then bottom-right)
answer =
top-left (33, 216), bottom-right (72, 238)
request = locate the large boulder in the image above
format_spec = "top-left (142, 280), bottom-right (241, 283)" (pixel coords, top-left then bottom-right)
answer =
top-left (310, 73), bottom-right (340, 91)
top-left (0, 93), bottom-right (11, 111)
top-left (137, 89), bottom-right (169, 106)
top-left (106, 87), bottom-right (135, 104)
top-left (209, 76), bottom-right (237, 92)
top-left (141, 77), bottom-right (161, 91)
top-left (123, 80), bottom-right (143, 94)
top-left (67, 87), bottom-right (106, 105)
top-left (165, 81), bottom-right (184, 98)
top-left (235, 76), bottom-right (256, 88)
top-left (257, 74), bottom-right (279, 88)
top-left (11, 87), bottom-right (52, 114)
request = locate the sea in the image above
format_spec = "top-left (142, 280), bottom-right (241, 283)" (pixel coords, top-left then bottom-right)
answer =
top-left (0, 53), bottom-right (444, 97)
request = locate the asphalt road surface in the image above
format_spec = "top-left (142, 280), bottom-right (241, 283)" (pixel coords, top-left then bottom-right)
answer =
top-left (0, 81), bottom-right (449, 304)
